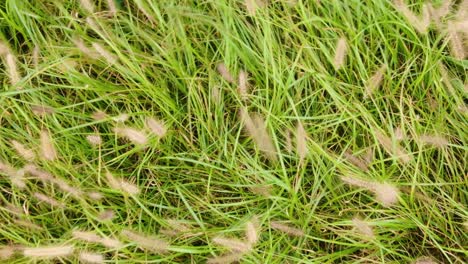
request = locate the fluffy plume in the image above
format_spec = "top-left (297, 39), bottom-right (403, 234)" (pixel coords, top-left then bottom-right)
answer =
top-left (217, 63), bottom-right (235, 83)
top-left (394, 126), bottom-right (405, 141)
top-left (238, 70), bottom-right (249, 100)
top-left (438, 63), bottom-right (455, 95)
top-left (5, 204), bottom-right (23, 215)
top-left (250, 184), bottom-right (272, 197)
top-left (245, 216), bottom-right (260, 245)
top-left (371, 182), bottom-right (400, 207)
top-left (50, 177), bottom-right (82, 197)
top-left (451, 20), bottom-right (468, 33)
top-left (79, 0), bottom-right (94, 13)
top-left (72, 230), bottom-right (102, 243)
top-left (341, 175), bottom-right (400, 207)
top-left (73, 38), bottom-right (95, 56)
top-left (146, 117), bottom-right (167, 137)
top-left (285, 129), bottom-right (293, 153)
top-left (105, 171), bottom-right (140, 195)
top-left (351, 216), bottom-right (375, 239)
top-left (11, 140), bottom-right (35, 161)
top-left (455, 0), bottom-right (467, 20)
top-left (92, 42), bottom-right (117, 65)
top-left (340, 175), bottom-right (370, 189)
top-left (23, 164), bottom-right (54, 181)
top-left (239, 108), bottom-right (277, 161)
top-left (365, 64), bottom-right (387, 98)
top-left (375, 130), bottom-right (411, 164)
top-left (100, 237), bottom-right (123, 249)
top-left (413, 257), bottom-right (438, 264)
top-left (333, 37), bottom-right (347, 70)
top-left (23, 245), bottom-right (74, 258)
top-left (6, 53), bottom-right (21, 86)
top-left (40, 130), bottom-right (57, 161)
top-left (86, 134), bottom-right (102, 146)
top-left (113, 127), bottom-right (148, 145)
top-left (16, 219), bottom-right (44, 231)
top-left (79, 252), bottom-right (104, 264)
top-left (31, 105), bottom-right (55, 116)
top-left (393, 0), bottom-right (430, 34)
top-left (446, 27), bottom-right (465, 60)
top-left (87, 191), bottom-right (104, 200)
top-left (0, 246), bottom-right (14, 260)
top-left (0, 41), bottom-right (10, 56)
top-left (207, 253), bottom-right (244, 264)
top-left (418, 134), bottom-right (449, 148)
top-left (57, 59), bottom-right (77, 73)
top-left (428, 1), bottom-right (452, 23)
top-left (107, 0), bottom-right (117, 16)
top-left (32, 45), bottom-right (40, 67)
top-left (244, 0), bottom-right (266, 16)
top-left (212, 237), bottom-right (251, 253)
top-left (121, 229), bottom-right (169, 253)
top-left (113, 113), bottom-right (129, 122)
top-left (97, 209), bottom-right (115, 221)
top-left (33, 193), bottom-right (64, 208)
top-left (270, 221), bottom-right (305, 237)
top-left (296, 121), bottom-right (308, 162)
top-left (343, 151), bottom-right (369, 171)
top-left (0, 161), bottom-right (25, 189)
top-left (73, 230), bottom-right (123, 249)
top-left (92, 111), bottom-right (108, 121)
top-left (159, 219), bottom-right (191, 237)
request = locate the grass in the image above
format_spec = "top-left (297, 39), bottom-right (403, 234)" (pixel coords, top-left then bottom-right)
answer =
top-left (0, 0), bottom-right (466, 263)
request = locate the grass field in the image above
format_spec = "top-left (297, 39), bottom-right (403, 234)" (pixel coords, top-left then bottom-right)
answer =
top-left (0, 0), bottom-right (467, 263)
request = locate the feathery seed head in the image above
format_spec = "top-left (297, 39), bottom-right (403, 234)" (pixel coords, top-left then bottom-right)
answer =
top-left (92, 42), bottom-right (117, 65)
top-left (113, 113), bottom-right (129, 122)
top-left (240, 108), bottom-right (277, 161)
top-left (31, 105), bottom-right (55, 116)
top-left (207, 253), bottom-right (244, 264)
top-left (365, 63), bottom-right (387, 98)
top-left (245, 0), bottom-right (266, 16)
top-left (371, 182), bottom-right (400, 207)
top-left (72, 230), bottom-right (101, 243)
top-left (217, 63), bottom-right (235, 83)
top-left (333, 37), bottom-right (347, 70)
top-left (0, 246), bottom-right (14, 260)
top-left (113, 127), bottom-right (148, 145)
top-left (33, 192), bottom-right (64, 208)
top-left (418, 134), bottom-right (449, 148)
top-left (296, 121), bottom-right (308, 162)
top-left (40, 130), bottom-right (57, 161)
top-left (121, 229), bottom-right (169, 253)
top-left (79, 0), bottom-right (94, 13)
top-left (92, 111), bottom-right (108, 121)
top-left (146, 117), bottom-right (167, 137)
top-left (11, 140), bottom-right (35, 161)
top-left (245, 216), bottom-right (260, 245)
top-left (6, 53), bottom-right (21, 86)
top-left (79, 251), bottom-right (104, 264)
top-left (106, 0), bottom-right (117, 16)
top-left (212, 236), bottom-right (251, 253)
top-left (23, 245), bottom-right (74, 258)
top-left (86, 134), bottom-right (102, 146)
top-left (270, 221), bottom-right (305, 237)
top-left (238, 70), bottom-right (249, 100)
top-left (351, 216), bottom-right (375, 239)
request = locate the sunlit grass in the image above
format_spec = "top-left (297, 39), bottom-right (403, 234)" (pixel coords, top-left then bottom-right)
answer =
top-left (0, 0), bottom-right (466, 263)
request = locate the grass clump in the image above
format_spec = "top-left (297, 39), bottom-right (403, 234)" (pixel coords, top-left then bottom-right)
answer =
top-left (0, 0), bottom-right (466, 263)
